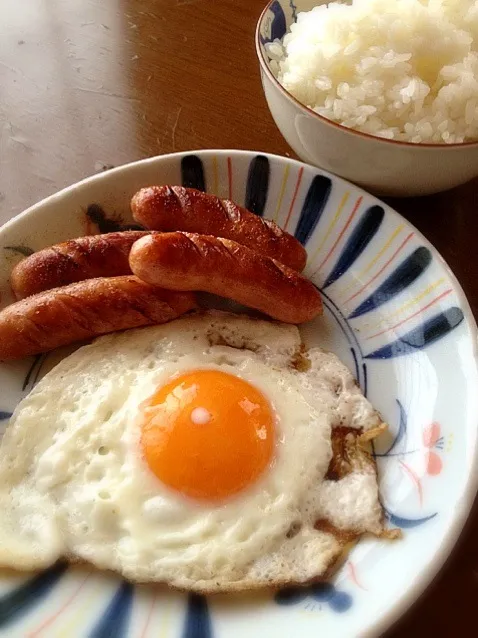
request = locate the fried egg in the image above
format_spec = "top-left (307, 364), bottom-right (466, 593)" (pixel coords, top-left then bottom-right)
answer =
top-left (0, 311), bottom-right (388, 592)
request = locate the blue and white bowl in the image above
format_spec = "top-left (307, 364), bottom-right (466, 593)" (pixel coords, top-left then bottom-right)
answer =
top-left (0, 150), bottom-right (477, 637)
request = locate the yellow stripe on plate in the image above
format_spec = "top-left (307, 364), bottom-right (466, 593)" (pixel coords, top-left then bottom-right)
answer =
top-left (365, 278), bottom-right (446, 332)
top-left (272, 164), bottom-right (290, 223)
top-left (309, 191), bottom-right (349, 267)
top-left (338, 223), bottom-right (405, 297)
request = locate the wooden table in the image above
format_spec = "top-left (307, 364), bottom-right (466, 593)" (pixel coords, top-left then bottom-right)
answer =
top-left (1, 1), bottom-right (477, 635)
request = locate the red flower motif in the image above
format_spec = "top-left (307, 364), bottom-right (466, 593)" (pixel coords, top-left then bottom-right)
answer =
top-left (423, 422), bottom-right (441, 448)
top-left (423, 422), bottom-right (443, 475)
top-left (426, 451), bottom-right (443, 475)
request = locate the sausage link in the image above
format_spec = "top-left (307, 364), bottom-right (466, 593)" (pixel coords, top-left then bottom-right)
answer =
top-left (129, 233), bottom-right (322, 324)
top-left (131, 186), bottom-right (307, 272)
top-left (11, 231), bottom-right (150, 300)
top-left (0, 276), bottom-right (197, 361)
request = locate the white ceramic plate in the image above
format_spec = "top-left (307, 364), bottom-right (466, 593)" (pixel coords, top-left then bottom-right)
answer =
top-left (0, 150), bottom-right (477, 638)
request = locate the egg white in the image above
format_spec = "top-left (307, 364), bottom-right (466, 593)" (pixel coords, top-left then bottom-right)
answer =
top-left (0, 311), bottom-right (385, 591)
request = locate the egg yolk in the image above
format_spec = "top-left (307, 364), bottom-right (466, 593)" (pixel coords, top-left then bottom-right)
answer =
top-left (140, 370), bottom-right (275, 501)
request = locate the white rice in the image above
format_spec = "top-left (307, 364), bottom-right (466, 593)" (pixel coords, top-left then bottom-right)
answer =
top-left (265, 0), bottom-right (478, 143)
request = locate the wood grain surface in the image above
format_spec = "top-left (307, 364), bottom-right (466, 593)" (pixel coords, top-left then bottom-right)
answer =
top-left (1, 1), bottom-right (477, 635)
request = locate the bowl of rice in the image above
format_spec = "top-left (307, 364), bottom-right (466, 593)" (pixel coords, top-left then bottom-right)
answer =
top-left (256, 0), bottom-right (478, 196)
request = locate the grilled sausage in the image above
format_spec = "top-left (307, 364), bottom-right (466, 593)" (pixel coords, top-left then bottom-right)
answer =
top-left (11, 231), bottom-right (150, 300)
top-left (0, 276), bottom-right (197, 361)
top-left (131, 186), bottom-right (307, 271)
top-left (129, 232), bottom-right (322, 324)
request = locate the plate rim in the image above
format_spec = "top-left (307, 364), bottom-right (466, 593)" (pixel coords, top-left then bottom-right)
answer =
top-left (1, 148), bottom-right (477, 637)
